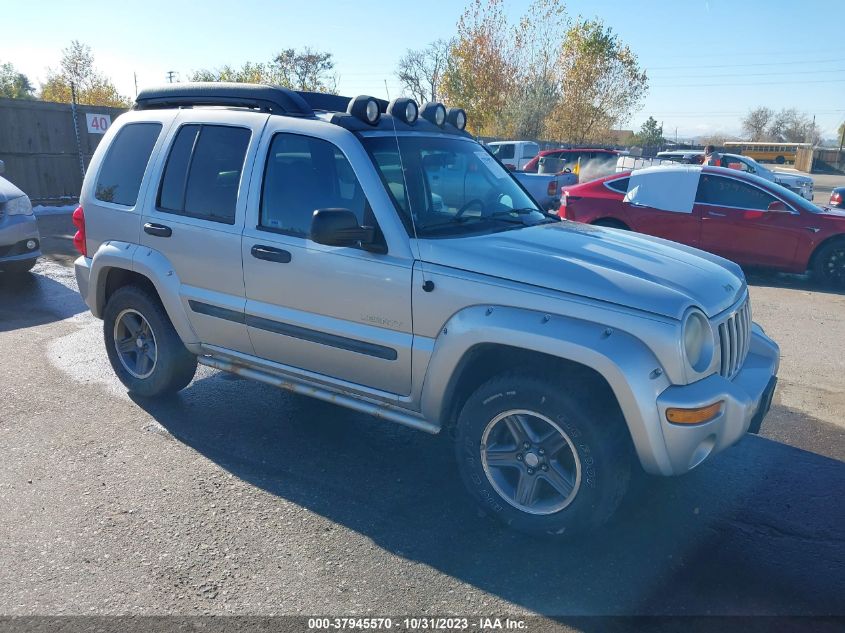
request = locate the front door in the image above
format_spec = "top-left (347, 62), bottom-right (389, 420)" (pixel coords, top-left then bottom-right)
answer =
top-left (241, 129), bottom-right (413, 396)
top-left (696, 173), bottom-right (804, 268)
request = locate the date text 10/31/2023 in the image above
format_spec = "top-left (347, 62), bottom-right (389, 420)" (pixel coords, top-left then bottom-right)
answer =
top-left (307, 617), bottom-right (528, 630)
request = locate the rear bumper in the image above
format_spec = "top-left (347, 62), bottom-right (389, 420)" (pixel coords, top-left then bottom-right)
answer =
top-left (75, 255), bottom-right (93, 312)
top-left (653, 323), bottom-right (780, 475)
top-left (0, 213), bottom-right (41, 263)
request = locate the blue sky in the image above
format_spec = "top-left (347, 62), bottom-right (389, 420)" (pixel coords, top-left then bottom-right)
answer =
top-left (3, 0), bottom-right (844, 138)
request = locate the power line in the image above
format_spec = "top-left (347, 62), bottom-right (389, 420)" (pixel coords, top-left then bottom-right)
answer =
top-left (653, 68), bottom-right (845, 80)
top-left (647, 57), bottom-right (841, 71)
top-left (651, 78), bottom-right (845, 88)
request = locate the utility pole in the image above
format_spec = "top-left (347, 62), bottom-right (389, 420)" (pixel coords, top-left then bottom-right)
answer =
top-left (383, 79), bottom-right (390, 100)
top-left (166, 71), bottom-right (176, 83)
top-left (134, 72), bottom-right (138, 97)
top-left (69, 81), bottom-right (85, 180)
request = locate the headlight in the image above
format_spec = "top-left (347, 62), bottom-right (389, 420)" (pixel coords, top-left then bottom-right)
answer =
top-left (4, 195), bottom-right (33, 216)
top-left (682, 309), bottom-right (714, 373)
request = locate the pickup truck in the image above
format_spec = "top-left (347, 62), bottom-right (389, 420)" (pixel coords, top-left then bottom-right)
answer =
top-left (487, 140), bottom-right (539, 171)
top-left (513, 170), bottom-right (578, 211)
top-left (73, 83), bottom-right (780, 537)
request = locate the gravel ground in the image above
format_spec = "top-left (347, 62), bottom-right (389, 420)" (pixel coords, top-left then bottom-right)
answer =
top-left (0, 217), bottom-right (842, 623)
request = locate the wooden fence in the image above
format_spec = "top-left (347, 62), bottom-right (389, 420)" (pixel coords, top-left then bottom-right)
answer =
top-left (0, 98), bottom-right (128, 203)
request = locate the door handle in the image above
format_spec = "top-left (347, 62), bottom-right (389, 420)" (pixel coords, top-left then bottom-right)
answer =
top-left (707, 211), bottom-right (727, 217)
top-left (251, 244), bottom-right (291, 263)
top-left (143, 222), bottom-right (172, 237)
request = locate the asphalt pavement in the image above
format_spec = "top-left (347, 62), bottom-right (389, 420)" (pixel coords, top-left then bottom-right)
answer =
top-left (0, 215), bottom-right (842, 623)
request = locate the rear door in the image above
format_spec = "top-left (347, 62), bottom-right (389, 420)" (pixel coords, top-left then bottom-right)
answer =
top-left (696, 173), bottom-right (804, 268)
top-left (622, 169), bottom-right (702, 246)
top-left (140, 109), bottom-right (268, 354)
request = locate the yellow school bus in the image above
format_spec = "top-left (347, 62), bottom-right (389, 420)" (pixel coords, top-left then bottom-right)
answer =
top-left (723, 141), bottom-right (812, 164)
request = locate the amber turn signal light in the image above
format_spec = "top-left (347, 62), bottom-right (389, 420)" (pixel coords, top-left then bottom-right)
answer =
top-left (666, 401), bottom-right (723, 425)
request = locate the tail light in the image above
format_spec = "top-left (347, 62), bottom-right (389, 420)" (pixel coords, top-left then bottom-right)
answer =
top-left (560, 192), bottom-right (570, 219)
top-left (832, 191), bottom-right (842, 205)
top-left (547, 178), bottom-right (559, 198)
top-left (72, 206), bottom-right (87, 256)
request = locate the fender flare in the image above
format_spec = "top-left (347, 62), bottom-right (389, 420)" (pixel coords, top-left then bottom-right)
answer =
top-left (419, 304), bottom-right (674, 475)
top-left (87, 241), bottom-right (199, 346)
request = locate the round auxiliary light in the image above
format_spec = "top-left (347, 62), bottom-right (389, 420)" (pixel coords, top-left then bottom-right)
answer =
top-left (388, 97), bottom-right (419, 125)
top-left (446, 107), bottom-right (467, 131)
top-left (347, 95), bottom-right (381, 125)
top-left (421, 102), bottom-right (447, 127)
top-left (26, 239), bottom-right (37, 250)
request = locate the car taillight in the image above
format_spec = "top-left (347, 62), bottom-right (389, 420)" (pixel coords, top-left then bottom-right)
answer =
top-left (72, 206), bottom-right (87, 256)
top-left (547, 179), bottom-right (558, 198)
top-left (832, 192), bottom-right (842, 205)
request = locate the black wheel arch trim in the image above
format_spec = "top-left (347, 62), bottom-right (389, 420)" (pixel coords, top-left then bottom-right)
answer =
top-left (187, 300), bottom-right (398, 361)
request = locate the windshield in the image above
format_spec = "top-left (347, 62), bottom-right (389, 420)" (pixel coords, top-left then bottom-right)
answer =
top-left (362, 135), bottom-right (550, 237)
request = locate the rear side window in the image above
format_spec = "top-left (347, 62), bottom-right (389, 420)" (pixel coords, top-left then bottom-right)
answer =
top-left (95, 123), bottom-right (162, 206)
top-left (606, 177), bottom-right (630, 193)
top-left (494, 144), bottom-right (515, 159)
top-left (157, 124), bottom-right (251, 224)
top-left (695, 175), bottom-right (776, 210)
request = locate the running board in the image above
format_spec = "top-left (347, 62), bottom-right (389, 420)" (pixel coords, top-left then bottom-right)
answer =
top-left (197, 355), bottom-right (440, 435)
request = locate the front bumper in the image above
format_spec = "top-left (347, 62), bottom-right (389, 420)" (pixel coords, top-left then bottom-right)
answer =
top-left (654, 323), bottom-right (780, 475)
top-left (0, 213), bottom-right (41, 263)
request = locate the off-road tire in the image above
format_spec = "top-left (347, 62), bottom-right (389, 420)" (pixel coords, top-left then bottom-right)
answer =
top-left (103, 285), bottom-right (197, 397)
top-left (454, 371), bottom-right (631, 536)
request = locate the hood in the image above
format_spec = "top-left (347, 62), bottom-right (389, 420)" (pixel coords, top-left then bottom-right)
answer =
top-left (418, 222), bottom-right (746, 320)
top-left (773, 171), bottom-right (812, 186)
top-left (0, 176), bottom-right (26, 204)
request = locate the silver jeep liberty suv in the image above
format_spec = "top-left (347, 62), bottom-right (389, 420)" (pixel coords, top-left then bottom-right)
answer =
top-left (73, 83), bottom-right (779, 536)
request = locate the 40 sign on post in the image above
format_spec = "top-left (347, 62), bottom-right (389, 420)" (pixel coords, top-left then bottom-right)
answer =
top-left (85, 112), bottom-right (112, 134)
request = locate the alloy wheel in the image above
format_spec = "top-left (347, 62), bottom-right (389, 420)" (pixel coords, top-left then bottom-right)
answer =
top-left (480, 409), bottom-right (581, 515)
top-left (113, 308), bottom-right (158, 379)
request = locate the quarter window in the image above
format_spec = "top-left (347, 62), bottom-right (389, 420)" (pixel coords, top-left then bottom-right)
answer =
top-left (157, 124), bottom-right (251, 224)
top-left (695, 175), bottom-right (776, 210)
top-left (606, 177), bottom-right (630, 193)
top-left (95, 123), bottom-right (162, 206)
top-left (260, 133), bottom-right (370, 237)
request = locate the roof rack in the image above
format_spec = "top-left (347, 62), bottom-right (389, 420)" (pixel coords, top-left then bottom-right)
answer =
top-left (134, 82), bottom-right (349, 117)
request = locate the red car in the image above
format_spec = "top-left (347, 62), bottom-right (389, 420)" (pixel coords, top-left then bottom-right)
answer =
top-left (522, 148), bottom-right (619, 173)
top-left (560, 164), bottom-right (845, 285)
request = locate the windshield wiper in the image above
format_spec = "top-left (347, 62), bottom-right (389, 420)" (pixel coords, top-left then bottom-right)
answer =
top-left (488, 208), bottom-right (559, 224)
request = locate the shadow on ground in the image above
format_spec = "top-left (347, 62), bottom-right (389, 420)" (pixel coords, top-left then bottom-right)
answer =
top-left (134, 372), bottom-right (845, 617)
top-left (745, 268), bottom-right (845, 297)
top-left (0, 264), bottom-right (86, 331)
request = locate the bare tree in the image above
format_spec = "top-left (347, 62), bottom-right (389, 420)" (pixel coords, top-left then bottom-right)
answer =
top-left (741, 106), bottom-right (774, 141)
top-left (396, 39), bottom-right (452, 104)
top-left (769, 108), bottom-right (820, 144)
top-left (40, 40), bottom-right (130, 107)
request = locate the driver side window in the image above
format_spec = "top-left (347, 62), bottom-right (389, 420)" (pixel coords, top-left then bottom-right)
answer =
top-left (260, 133), bottom-right (370, 237)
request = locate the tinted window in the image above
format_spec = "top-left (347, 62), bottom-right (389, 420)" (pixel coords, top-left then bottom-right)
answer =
top-left (695, 175), bottom-right (776, 210)
top-left (157, 124), bottom-right (251, 224)
top-left (260, 133), bottom-right (369, 237)
top-left (493, 144), bottom-right (515, 159)
top-left (606, 177), bottom-right (630, 193)
top-left (525, 143), bottom-right (539, 159)
top-left (95, 123), bottom-right (161, 206)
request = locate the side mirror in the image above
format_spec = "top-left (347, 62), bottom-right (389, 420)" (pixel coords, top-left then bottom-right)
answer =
top-left (310, 208), bottom-right (385, 253)
top-left (767, 200), bottom-right (791, 213)
top-left (0, 159), bottom-right (5, 175)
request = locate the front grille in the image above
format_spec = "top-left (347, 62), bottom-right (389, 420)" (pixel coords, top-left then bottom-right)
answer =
top-left (717, 298), bottom-right (751, 380)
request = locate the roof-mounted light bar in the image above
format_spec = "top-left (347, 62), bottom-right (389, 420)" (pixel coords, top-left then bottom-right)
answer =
top-left (347, 95), bottom-right (381, 125)
top-left (421, 102), bottom-right (447, 127)
top-left (446, 107), bottom-right (467, 131)
top-left (388, 97), bottom-right (419, 125)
